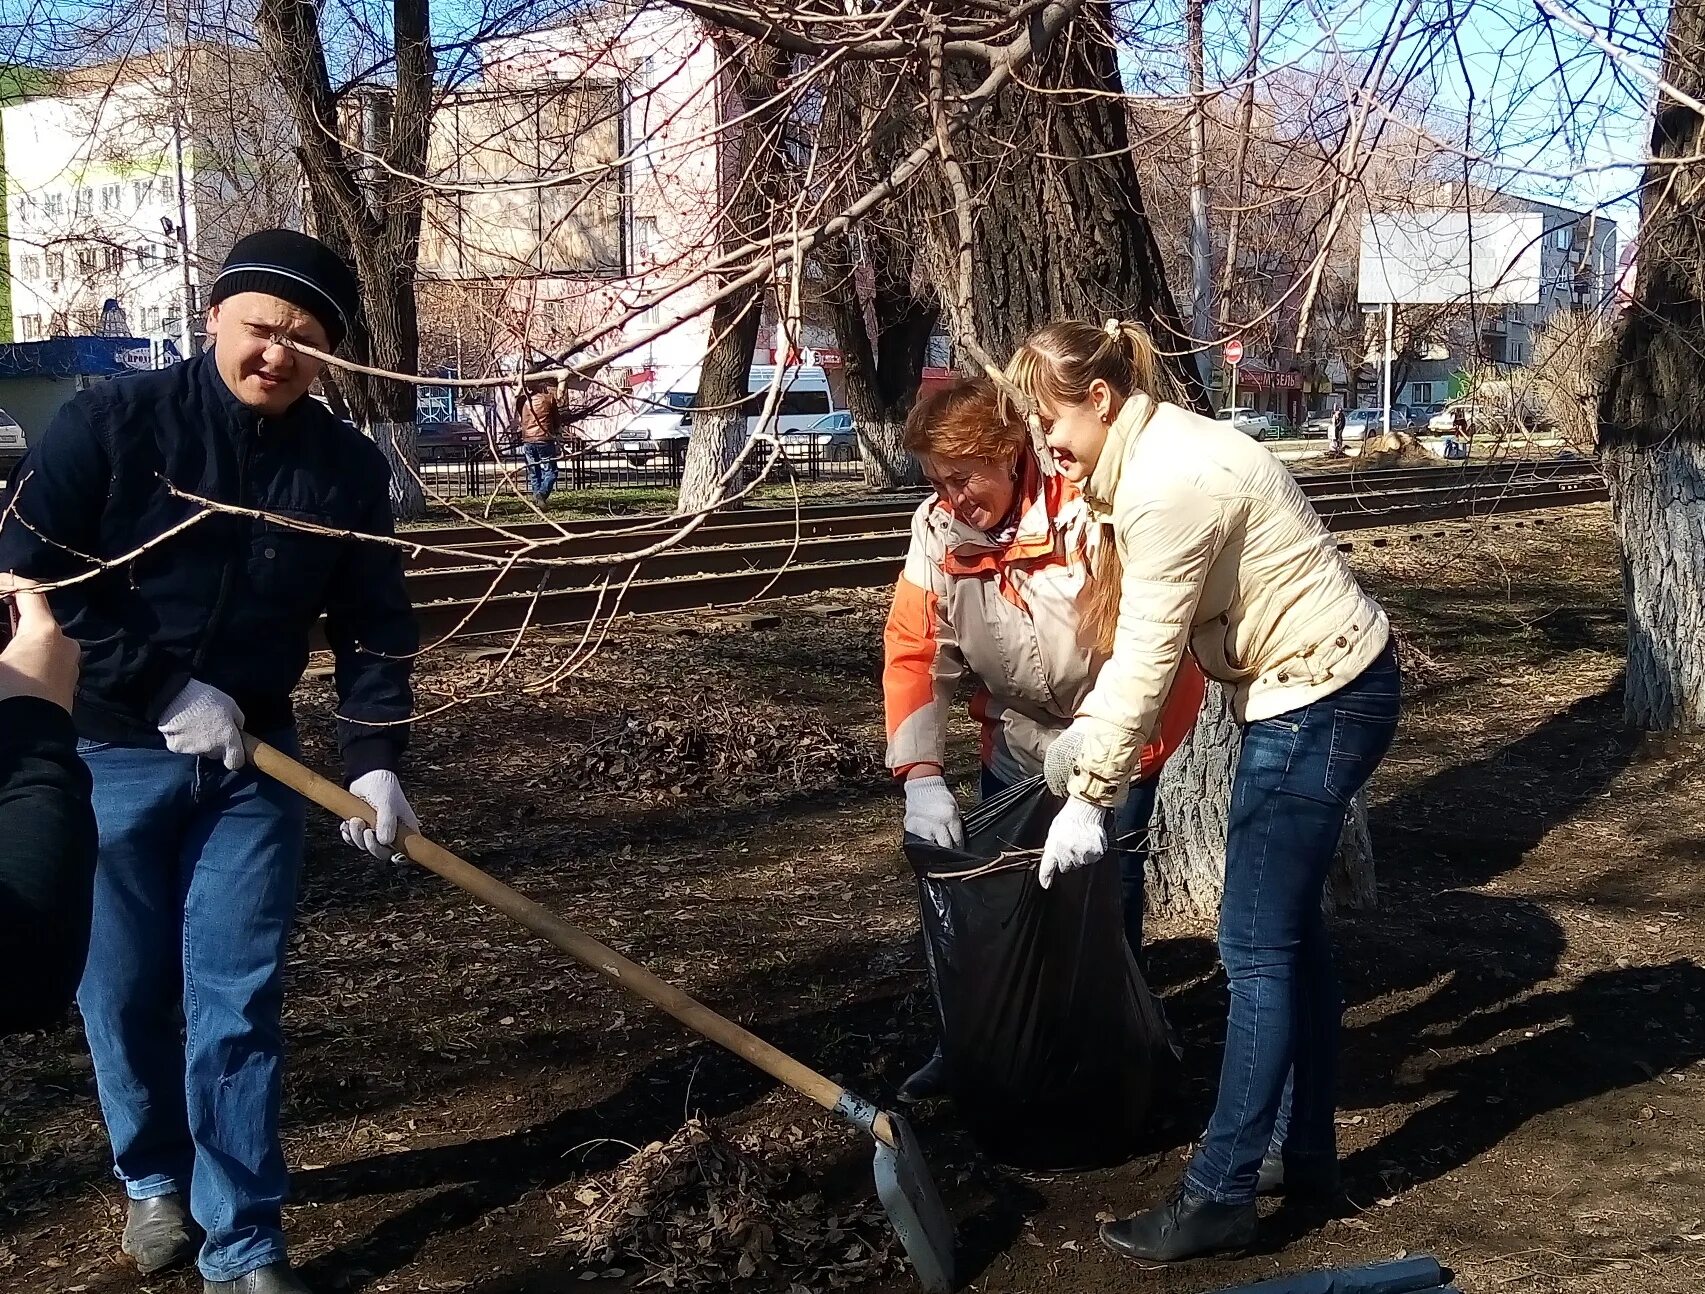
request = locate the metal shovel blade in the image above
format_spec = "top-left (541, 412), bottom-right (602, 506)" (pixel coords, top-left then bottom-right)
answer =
top-left (873, 1110), bottom-right (957, 1293)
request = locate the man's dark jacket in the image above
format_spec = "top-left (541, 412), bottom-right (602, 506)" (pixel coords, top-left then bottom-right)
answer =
top-left (0, 352), bottom-right (416, 778)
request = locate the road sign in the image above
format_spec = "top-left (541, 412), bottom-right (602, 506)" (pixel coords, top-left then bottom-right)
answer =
top-left (1224, 338), bottom-right (1244, 365)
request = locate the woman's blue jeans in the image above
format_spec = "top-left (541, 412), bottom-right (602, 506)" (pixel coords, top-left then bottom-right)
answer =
top-left (1184, 643), bottom-right (1401, 1205)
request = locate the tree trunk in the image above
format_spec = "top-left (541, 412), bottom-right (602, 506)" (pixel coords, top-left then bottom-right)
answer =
top-left (678, 39), bottom-right (785, 513)
top-left (1597, 0), bottom-right (1705, 731)
top-left (923, 4), bottom-right (1202, 407)
top-left (821, 241), bottom-right (933, 490)
top-left (256, 0), bottom-right (431, 520)
top-left (679, 297), bottom-right (764, 509)
top-left (919, 0), bottom-right (1372, 912)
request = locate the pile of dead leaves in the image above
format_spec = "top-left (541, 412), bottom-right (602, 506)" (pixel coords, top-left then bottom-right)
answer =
top-left (555, 1118), bottom-right (902, 1290)
top-left (572, 700), bottom-right (884, 797)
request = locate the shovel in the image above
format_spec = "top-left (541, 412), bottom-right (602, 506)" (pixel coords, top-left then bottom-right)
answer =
top-left (248, 737), bottom-right (957, 1293)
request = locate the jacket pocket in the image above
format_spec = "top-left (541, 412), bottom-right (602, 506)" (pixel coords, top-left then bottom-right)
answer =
top-left (248, 519), bottom-right (339, 619)
top-left (1323, 706), bottom-right (1398, 803)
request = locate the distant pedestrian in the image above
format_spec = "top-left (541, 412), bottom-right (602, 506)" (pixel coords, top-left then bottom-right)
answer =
top-left (516, 379), bottom-right (562, 502)
top-left (1328, 405), bottom-right (1346, 456)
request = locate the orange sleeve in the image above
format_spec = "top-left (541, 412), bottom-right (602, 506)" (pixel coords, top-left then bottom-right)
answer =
top-left (882, 516), bottom-right (965, 774)
top-left (1132, 654), bottom-right (1206, 781)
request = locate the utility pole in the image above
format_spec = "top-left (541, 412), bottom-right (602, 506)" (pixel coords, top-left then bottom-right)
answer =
top-left (1186, 0), bottom-right (1212, 392)
top-left (1216, 0), bottom-right (1261, 400)
top-left (160, 0), bottom-right (200, 356)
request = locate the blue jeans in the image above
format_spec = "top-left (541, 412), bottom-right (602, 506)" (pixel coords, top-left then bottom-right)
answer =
top-left (1184, 643), bottom-right (1401, 1204)
top-left (522, 442), bottom-right (559, 499)
top-left (76, 731), bottom-right (307, 1282)
top-left (981, 767), bottom-right (1157, 963)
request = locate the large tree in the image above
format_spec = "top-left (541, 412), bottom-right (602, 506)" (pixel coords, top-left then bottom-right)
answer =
top-left (819, 235), bottom-right (935, 491)
top-left (1598, 0), bottom-right (1705, 732)
top-left (677, 36), bottom-right (789, 512)
top-left (256, 0), bottom-right (434, 518)
top-left (915, 1), bottom-right (1369, 917)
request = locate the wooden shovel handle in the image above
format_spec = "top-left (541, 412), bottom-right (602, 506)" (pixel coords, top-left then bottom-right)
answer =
top-left (248, 737), bottom-right (894, 1146)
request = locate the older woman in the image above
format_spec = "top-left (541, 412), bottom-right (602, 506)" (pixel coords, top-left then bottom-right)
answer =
top-left (1005, 320), bottom-right (1400, 1261)
top-left (882, 376), bottom-right (1204, 1100)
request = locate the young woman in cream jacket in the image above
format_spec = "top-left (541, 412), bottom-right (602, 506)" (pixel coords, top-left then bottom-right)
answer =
top-left (1007, 319), bottom-right (1401, 1262)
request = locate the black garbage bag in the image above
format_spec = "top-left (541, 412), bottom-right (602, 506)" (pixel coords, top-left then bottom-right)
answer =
top-left (904, 775), bottom-right (1175, 1171)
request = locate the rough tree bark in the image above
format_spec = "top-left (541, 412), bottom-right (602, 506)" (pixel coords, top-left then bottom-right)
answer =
top-left (256, 0), bottom-right (432, 519)
top-left (1598, 0), bottom-right (1705, 731)
top-left (820, 239), bottom-right (935, 490)
top-left (678, 38), bottom-right (786, 512)
top-left (920, 0), bottom-right (1372, 919)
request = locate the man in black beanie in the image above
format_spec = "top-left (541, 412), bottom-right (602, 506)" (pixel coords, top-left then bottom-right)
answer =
top-left (0, 229), bottom-right (420, 1294)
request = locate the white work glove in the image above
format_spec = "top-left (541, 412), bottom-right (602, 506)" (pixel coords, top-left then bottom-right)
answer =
top-left (1042, 723), bottom-right (1088, 798)
top-left (1038, 797), bottom-right (1109, 889)
top-left (158, 678), bottom-right (247, 771)
top-left (903, 774), bottom-right (965, 849)
top-left (341, 770), bottom-right (419, 861)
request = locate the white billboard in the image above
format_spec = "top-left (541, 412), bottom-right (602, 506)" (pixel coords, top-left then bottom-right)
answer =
top-left (1358, 211), bottom-right (1543, 306)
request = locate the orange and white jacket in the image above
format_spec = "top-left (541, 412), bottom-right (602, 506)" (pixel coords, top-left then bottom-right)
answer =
top-left (883, 459), bottom-right (1204, 788)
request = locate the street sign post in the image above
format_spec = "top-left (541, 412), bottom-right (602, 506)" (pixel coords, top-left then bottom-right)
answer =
top-left (1223, 338), bottom-right (1243, 411)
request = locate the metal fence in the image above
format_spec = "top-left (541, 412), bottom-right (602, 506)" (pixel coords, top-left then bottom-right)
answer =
top-left (415, 439), bottom-right (865, 498)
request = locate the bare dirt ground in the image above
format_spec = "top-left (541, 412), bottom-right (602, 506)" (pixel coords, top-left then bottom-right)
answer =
top-left (4, 501), bottom-right (1704, 1294)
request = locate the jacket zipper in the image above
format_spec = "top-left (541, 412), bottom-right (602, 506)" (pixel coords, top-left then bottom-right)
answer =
top-left (190, 414), bottom-right (258, 673)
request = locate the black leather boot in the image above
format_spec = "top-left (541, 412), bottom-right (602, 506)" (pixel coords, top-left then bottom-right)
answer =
top-left (897, 1048), bottom-right (949, 1103)
top-left (204, 1261), bottom-right (312, 1293)
top-left (1101, 1184), bottom-right (1257, 1262)
top-left (122, 1194), bottom-right (200, 1274)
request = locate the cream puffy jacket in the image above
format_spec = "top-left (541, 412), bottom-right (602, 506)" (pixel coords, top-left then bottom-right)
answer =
top-left (1065, 394), bottom-right (1390, 806)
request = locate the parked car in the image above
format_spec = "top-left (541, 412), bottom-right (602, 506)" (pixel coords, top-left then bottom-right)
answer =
top-left (777, 410), bottom-right (858, 462)
top-left (619, 364), bottom-right (846, 467)
top-left (1214, 406), bottom-right (1272, 438)
top-left (0, 405), bottom-right (26, 477)
top-left (617, 390), bottom-right (696, 467)
top-left (1428, 402), bottom-right (1524, 435)
top-left (416, 420), bottom-right (484, 452)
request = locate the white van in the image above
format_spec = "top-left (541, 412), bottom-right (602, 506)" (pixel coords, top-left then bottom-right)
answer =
top-left (616, 364), bottom-right (840, 465)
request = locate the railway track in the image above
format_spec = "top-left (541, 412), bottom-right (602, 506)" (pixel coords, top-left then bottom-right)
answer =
top-left (356, 459), bottom-right (1606, 644)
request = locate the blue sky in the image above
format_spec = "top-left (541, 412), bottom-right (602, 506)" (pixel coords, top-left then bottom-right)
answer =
top-left (1121, 0), bottom-right (1657, 234)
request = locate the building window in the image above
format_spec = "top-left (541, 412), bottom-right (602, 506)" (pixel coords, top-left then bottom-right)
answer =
top-left (75, 187), bottom-right (93, 217)
top-left (45, 249), bottom-right (65, 279)
top-left (141, 305), bottom-right (162, 331)
top-left (20, 314), bottom-right (43, 341)
top-left (74, 309), bottom-right (99, 334)
top-left (76, 246), bottom-right (98, 274)
top-left (43, 192), bottom-right (63, 219)
top-left (49, 312), bottom-right (69, 336)
top-left (1411, 382), bottom-right (1435, 405)
top-left (1553, 227), bottom-right (1570, 251)
top-left (134, 178), bottom-right (155, 206)
top-left (105, 245), bottom-right (125, 271)
top-left (19, 254), bottom-right (42, 280)
top-left (101, 183), bottom-right (122, 213)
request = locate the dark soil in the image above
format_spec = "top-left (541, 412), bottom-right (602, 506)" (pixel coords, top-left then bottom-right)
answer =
top-left (4, 502), bottom-right (1703, 1294)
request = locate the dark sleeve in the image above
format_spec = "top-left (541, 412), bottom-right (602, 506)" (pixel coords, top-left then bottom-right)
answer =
top-left (323, 456), bottom-right (418, 782)
top-left (0, 401), bottom-right (190, 722)
top-left (0, 696), bottom-right (98, 1035)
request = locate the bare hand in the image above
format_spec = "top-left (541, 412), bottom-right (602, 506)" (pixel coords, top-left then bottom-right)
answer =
top-left (0, 578), bottom-right (80, 712)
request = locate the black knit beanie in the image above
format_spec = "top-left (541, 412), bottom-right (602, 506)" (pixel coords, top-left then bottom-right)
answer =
top-left (207, 229), bottom-right (360, 348)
